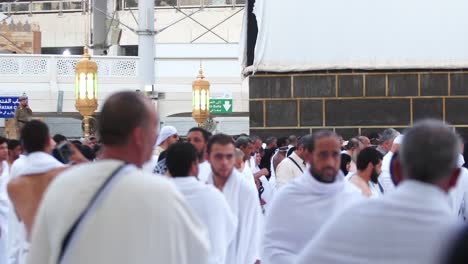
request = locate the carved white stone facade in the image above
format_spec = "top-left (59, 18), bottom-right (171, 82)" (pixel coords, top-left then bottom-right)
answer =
top-left (0, 55), bottom-right (138, 77)
top-left (0, 43), bottom-right (248, 136)
top-left (0, 1), bottom-right (248, 136)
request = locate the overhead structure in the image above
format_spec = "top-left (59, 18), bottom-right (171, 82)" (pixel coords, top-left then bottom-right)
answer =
top-left (242, 0), bottom-right (468, 73)
top-left (138, 0), bottom-right (156, 93)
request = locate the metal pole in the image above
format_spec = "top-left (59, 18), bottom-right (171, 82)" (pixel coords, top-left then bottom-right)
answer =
top-left (138, 0), bottom-right (155, 93)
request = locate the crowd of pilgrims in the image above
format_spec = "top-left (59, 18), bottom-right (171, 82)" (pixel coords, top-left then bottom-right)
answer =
top-left (0, 91), bottom-right (467, 264)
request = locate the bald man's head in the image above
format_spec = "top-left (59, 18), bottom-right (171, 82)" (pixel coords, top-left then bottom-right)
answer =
top-left (99, 91), bottom-right (157, 146)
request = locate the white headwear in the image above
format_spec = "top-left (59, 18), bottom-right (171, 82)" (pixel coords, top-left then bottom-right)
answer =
top-left (156, 126), bottom-right (178, 146)
top-left (393, 135), bottom-right (404, 145)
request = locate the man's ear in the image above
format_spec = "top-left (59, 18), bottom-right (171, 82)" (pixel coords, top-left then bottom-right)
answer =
top-left (448, 168), bottom-right (461, 190)
top-left (438, 168), bottom-right (461, 192)
top-left (130, 127), bottom-right (145, 148)
top-left (391, 158), bottom-right (404, 186)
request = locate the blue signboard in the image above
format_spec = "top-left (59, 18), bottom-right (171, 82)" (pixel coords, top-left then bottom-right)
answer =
top-left (0, 97), bottom-right (20, 118)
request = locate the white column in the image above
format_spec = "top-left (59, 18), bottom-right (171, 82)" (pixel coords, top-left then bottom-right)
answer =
top-left (138, 0), bottom-right (155, 93)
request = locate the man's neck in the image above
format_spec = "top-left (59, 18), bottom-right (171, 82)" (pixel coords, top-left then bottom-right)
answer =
top-left (310, 169), bottom-right (336, 183)
top-left (293, 151), bottom-right (303, 160)
top-left (213, 170), bottom-right (232, 191)
top-left (159, 142), bottom-right (169, 151)
top-left (100, 146), bottom-right (143, 168)
top-left (198, 153), bottom-right (206, 163)
top-left (356, 171), bottom-right (371, 183)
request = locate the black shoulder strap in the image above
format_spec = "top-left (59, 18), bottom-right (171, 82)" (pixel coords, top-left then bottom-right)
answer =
top-left (288, 156), bottom-right (304, 173)
top-left (58, 163), bottom-right (127, 263)
top-left (378, 181), bottom-right (385, 194)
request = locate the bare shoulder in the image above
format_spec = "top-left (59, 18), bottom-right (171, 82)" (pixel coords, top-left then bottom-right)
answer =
top-left (7, 177), bottom-right (23, 198)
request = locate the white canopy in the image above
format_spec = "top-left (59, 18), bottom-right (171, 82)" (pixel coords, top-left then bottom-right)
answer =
top-left (243, 0), bottom-right (468, 73)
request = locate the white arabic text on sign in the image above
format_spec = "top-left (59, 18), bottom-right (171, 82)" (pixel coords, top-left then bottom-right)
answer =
top-left (210, 99), bottom-right (233, 114)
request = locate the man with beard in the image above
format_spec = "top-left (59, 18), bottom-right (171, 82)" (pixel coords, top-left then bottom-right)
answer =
top-left (206, 134), bottom-right (263, 264)
top-left (349, 147), bottom-right (384, 197)
top-left (297, 120), bottom-right (461, 264)
top-left (261, 131), bottom-right (363, 264)
top-left (187, 127), bottom-right (212, 183)
top-left (167, 143), bottom-right (236, 264)
top-left (26, 92), bottom-right (209, 264)
top-left (275, 136), bottom-right (308, 188)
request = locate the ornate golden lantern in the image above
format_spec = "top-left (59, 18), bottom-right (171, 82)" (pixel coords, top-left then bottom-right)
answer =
top-left (192, 67), bottom-right (210, 126)
top-left (75, 47), bottom-right (98, 137)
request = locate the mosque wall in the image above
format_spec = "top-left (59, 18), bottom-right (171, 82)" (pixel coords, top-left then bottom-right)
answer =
top-left (248, 71), bottom-right (468, 140)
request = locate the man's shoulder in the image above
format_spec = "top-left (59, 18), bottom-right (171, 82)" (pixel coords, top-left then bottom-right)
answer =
top-left (276, 156), bottom-right (293, 169)
top-left (199, 184), bottom-right (231, 209)
top-left (9, 166), bottom-right (66, 184)
top-left (268, 175), bottom-right (307, 207)
top-left (230, 170), bottom-right (258, 197)
top-left (199, 182), bottom-right (224, 197)
top-left (54, 161), bottom-right (171, 187)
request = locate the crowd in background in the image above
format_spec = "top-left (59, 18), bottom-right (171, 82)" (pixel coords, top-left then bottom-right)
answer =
top-left (0, 91), bottom-right (468, 264)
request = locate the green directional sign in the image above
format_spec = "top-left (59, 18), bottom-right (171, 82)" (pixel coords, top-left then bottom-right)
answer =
top-left (210, 99), bottom-right (232, 114)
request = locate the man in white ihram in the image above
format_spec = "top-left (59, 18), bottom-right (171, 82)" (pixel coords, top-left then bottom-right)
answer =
top-left (26, 92), bottom-right (210, 264)
top-left (206, 134), bottom-right (263, 264)
top-left (187, 127), bottom-right (212, 183)
top-left (7, 121), bottom-right (68, 264)
top-left (167, 142), bottom-right (236, 264)
top-left (448, 139), bottom-right (468, 222)
top-left (297, 119), bottom-right (462, 264)
top-left (378, 134), bottom-right (404, 193)
top-left (274, 136), bottom-right (308, 188)
top-left (0, 137), bottom-right (10, 264)
top-left (261, 132), bottom-right (362, 264)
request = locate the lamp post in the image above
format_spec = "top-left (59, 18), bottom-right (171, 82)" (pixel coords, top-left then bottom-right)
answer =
top-left (75, 47), bottom-right (98, 137)
top-left (192, 67), bottom-right (210, 127)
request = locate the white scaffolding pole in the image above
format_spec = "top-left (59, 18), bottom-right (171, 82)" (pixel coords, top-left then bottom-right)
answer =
top-left (138, 0), bottom-right (155, 94)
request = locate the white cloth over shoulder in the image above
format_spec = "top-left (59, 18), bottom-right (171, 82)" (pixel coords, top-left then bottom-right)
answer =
top-left (8, 152), bottom-right (65, 264)
top-left (197, 161), bottom-right (212, 184)
top-left (0, 161), bottom-right (10, 264)
top-left (261, 170), bottom-right (363, 264)
top-left (449, 166), bottom-right (468, 222)
top-left (26, 160), bottom-right (210, 264)
top-left (242, 160), bottom-right (257, 190)
top-left (259, 175), bottom-right (275, 212)
top-left (15, 152), bottom-right (65, 177)
top-left (382, 151), bottom-right (394, 172)
top-left (9, 155), bottom-right (27, 180)
top-left (275, 152), bottom-right (306, 189)
top-left (207, 169), bottom-right (263, 264)
top-left (173, 177), bottom-right (237, 264)
top-left (142, 155), bottom-right (158, 175)
top-left (7, 155), bottom-right (27, 264)
top-left (379, 151), bottom-right (396, 194)
top-left (297, 180), bottom-right (461, 264)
